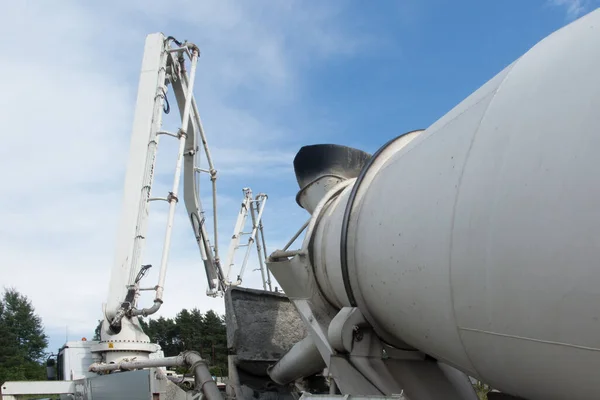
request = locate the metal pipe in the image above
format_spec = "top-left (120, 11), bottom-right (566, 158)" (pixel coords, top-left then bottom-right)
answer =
top-left (155, 49), bottom-right (198, 307)
top-left (258, 218), bottom-right (273, 291)
top-left (185, 70), bottom-right (220, 261)
top-left (330, 377), bottom-right (338, 394)
top-left (252, 195), bottom-right (270, 291)
top-left (132, 50), bottom-right (199, 318)
top-left (267, 336), bottom-right (326, 385)
top-left (89, 355), bottom-right (186, 372)
top-left (248, 197), bottom-right (266, 290)
top-left (211, 171), bottom-right (219, 261)
top-left (127, 69), bottom-right (168, 289)
top-left (131, 299), bottom-right (161, 317)
top-left (157, 130), bottom-right (179, 138)
top-left (227, 356), bottom-right (245, 400)
top-left (200, 222), bottom-right (223, 294)
top-left (184, 351), bottom-right (223, 400)
top-left (168, 46), bottom-right (191, 55)
top-left (269, 249), bottom-right (305, 260)
top-left (282, 219), bottom-right (310, 251)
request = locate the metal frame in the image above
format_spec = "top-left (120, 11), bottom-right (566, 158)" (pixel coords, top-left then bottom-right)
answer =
top-left (224, 188), bottom-right (272, 291)
top-left (106, 33), bottom-right (224, 331)
top-left (0, 381), bottom-right (75, 400)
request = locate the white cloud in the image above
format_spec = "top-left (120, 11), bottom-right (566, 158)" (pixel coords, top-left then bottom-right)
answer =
top-left (0, 0), bottom-right (366, 351)
top-left (549, 0), bottom-right (598, 19)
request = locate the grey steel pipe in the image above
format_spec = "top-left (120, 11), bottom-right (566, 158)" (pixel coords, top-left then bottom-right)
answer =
top-left (130, 299), bottom-right (161, 317)
top-left (282, 219), bottom-right (310, 251)
top-left (184, 351), bottom-right (223, 400)
top-left (152, 48), bottom-right (199, 311)
top-left (227, 356), bottom-right (245, 400)
top-left (89, 355), bottom-right (186, 372)
top-left (267, 336), bottom-right (326, 385)
top-left (89, 351), bottom-right (223, 400)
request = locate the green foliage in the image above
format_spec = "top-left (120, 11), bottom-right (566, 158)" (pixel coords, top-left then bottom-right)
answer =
top-left (93, 320), bottom-right (102, 341)
top-left (209, 366), bottom-right (225, 377)
top-left (0, 288), bottom-right (49, 384)
top-left (139, 308), bottom-right (228, 376)
top-left (473, 379), bottom-right (492, 400)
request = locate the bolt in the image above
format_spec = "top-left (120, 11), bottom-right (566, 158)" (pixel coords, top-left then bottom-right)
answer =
top-left (353, 325), bottom-right (363, 342)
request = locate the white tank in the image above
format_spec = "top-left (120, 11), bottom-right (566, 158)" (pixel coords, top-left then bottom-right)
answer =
top-left (309, 8), bottom-right (600, 400)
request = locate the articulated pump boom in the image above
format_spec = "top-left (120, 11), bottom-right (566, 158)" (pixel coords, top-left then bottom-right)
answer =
top-left (1, 31), bottom-right (276, 400)
top-left (1, 33), bottom-right (230, 400)
top-left (95, 33), bottom-right (226, 364)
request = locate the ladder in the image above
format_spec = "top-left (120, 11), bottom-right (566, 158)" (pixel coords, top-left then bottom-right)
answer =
top-left (224, 188), bottom-right (273, 291)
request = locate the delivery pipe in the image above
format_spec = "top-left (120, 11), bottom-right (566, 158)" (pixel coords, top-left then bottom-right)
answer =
top-left (89, 355), bottom-right (186, 372)
top-left (267, 336), bottom-right (326, 385)
top-left (304, 9), bottom-right (600, 400)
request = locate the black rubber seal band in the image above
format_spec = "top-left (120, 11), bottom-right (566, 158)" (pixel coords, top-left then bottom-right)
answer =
top-left (340, 130), bottom-right (424, 307)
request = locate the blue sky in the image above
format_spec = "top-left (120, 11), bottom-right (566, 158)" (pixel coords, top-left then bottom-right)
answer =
top-left (0, 0), bottom-right (597, 353)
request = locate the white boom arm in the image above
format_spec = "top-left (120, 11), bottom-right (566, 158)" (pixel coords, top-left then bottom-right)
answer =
top-left (104, 33), bottom-right (167, 325)
top-left (96, 33), bottom-right (225, 363)
top-left (223, 188), bottom-right (272, 291)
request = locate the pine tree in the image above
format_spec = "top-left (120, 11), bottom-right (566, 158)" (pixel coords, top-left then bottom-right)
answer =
top-left (201, 310), bottom-right (227, 375)
top-left (0, 288), bottom-right (49, 383)
top-left (146, 316), bottom-right (181, 356)
top-left (93, 320), bottom-right (102, 341)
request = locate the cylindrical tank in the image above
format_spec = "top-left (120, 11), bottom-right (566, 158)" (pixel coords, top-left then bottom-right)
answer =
top-left (308, 8), bottom-right (600, 400)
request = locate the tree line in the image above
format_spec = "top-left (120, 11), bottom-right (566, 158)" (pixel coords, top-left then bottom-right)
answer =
top-left (0, 288), bottom-right (48, 384)
top-left (0, 286), bottom-right (228, 385)
top-left (94, 308), bottom-right (228, 376)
